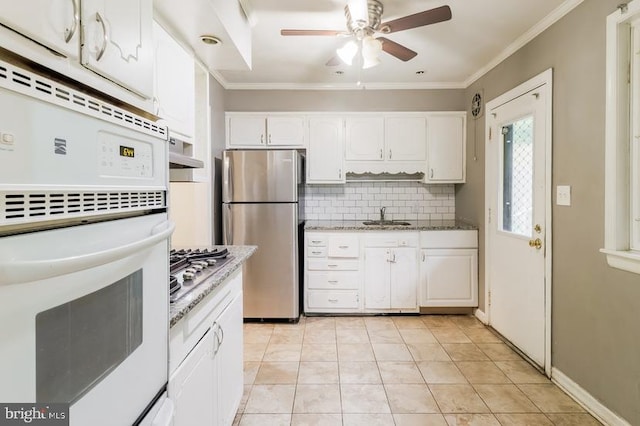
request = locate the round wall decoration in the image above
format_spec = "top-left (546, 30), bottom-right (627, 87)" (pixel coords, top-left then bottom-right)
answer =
top-left (471, 92), bottom-right (483, 118)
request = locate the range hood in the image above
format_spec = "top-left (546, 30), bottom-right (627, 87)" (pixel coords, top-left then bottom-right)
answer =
top-left (168, 136), bottom-right (204, 169)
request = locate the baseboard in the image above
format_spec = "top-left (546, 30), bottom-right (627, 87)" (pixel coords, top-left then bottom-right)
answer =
top-left (474, 308), bottom-right (488, 324)
top-left (551, 367), bottom-right (631, 426)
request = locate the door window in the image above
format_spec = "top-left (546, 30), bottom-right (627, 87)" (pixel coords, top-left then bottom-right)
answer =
top-left (500, 115), bottom-right (534, 237)
top-left (36, 270), bottom-right (143, 404)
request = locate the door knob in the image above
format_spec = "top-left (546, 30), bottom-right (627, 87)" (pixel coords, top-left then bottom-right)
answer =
top-left (529, 238), bottom-right (542, 250)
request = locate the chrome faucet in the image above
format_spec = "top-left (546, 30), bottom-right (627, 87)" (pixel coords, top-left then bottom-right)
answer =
top-left (380, 207), bottom-right (386, 221)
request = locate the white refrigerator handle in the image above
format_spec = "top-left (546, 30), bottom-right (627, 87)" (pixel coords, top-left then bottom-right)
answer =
top-left (0, 220), bottom-right (175, 286)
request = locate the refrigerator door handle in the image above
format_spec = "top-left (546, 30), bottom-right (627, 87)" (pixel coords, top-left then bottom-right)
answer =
top-left (224, 204), bottom-right (233, 245)
top-left (223, 153), bottom-right (233, 203)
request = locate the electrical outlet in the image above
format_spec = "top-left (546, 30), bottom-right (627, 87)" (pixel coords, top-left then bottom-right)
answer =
top-left (557, 185), bottom-right (571, 206)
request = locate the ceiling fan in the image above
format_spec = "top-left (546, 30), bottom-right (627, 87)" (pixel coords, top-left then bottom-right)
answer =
top-left (280, 0), bottom-right (452, 68)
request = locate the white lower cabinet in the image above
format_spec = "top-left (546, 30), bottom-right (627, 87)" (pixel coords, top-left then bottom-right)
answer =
top-left (305, 232), bottom-right (361, 313)
top-left (419, 230), bottom-right (478, 307)
top-left (169, 270), bottom-right (243, 426)
top-left (363, 234), bottom-right (419, 313)
top-left (304, 229), bottom-right (478, 313)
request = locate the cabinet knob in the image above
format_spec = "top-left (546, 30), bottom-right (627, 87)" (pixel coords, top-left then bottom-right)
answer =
top-left (260, 134), bottom-right (264, 144)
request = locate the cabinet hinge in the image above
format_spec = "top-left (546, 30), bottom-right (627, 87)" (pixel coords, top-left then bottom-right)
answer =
top-left (489, 127), bottom-right (492, 141)
top-left (488, 290), bottom-right (491, 306)
top-left (488, 208), bottom-right (492, 224)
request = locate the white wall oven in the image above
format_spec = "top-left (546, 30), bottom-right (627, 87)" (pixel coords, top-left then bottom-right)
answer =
top-left (0, 59), bottom-right (174, 425)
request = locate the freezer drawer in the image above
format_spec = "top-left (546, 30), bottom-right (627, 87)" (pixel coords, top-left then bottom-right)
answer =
top-left (223, 202), bottom-right (299, 319)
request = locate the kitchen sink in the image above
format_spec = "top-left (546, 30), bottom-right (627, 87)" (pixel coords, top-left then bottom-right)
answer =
top-left (362, 220), bottom-right (412, 226)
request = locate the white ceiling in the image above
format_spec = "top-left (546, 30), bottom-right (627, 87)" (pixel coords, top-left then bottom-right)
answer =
top-left (215, 0), bottom-right (582, 90)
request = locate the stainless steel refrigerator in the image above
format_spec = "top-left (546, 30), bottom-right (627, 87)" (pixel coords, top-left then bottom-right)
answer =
top-left (222, 150), bottom-right (304, 321)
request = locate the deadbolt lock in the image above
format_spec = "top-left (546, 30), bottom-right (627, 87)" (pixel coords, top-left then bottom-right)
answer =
top-left (529, 238), bottom-right (542, 250)
top-left (534, 224), bottom-right (542, 233)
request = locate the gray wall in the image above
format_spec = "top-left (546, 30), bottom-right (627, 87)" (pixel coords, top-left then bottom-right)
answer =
top-left (224, 89), bottom-right (465, 112)
top-left (456, 0), bottom-right (640, 423)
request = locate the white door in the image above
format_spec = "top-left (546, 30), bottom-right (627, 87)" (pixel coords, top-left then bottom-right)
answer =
top-left (307, 116), bottom-right (344, 183)
top-left (390, 247), bottom-right (418, 309)
top-left (266, 116), bottom-right (305, 146)
top-left (214, 291), bottom-right (243, 426)
top-left (385, 116), bottom-right (426, 161)
top-left (81, 0), bottom-right (154, 98)
top-left (364, 247), bottom-right (390, 309)
top-left (0, 0), bottom-right (80, 59)
top-left (426, 114), bottom-right (466, 182)
top-left (486, 70), bottom-right (551, 371)
top-left (227, 115), bottom-right (266, 147)
top-left (345, 117), bottom-right (385, 161)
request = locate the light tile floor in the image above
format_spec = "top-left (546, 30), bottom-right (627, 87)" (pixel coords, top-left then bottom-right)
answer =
top-left (235, 315), bottom-right (602, 426)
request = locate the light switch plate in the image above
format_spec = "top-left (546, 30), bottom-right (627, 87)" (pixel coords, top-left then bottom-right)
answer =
top-left (557, 185), bottom-right (571, 206)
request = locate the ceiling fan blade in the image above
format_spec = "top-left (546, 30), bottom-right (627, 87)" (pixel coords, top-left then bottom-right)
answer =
top-left (326, 56), bottom-right (341, 66)
top-left (378, 37), bottom-right (417, 62)
top-left (280, 29), bottom-right (344, 36)
top-left (381, 5), bottom-right (452, 34)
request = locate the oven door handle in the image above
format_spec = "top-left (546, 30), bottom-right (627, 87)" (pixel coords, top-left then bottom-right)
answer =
top-left (0, 220), bottom-right (175, 285)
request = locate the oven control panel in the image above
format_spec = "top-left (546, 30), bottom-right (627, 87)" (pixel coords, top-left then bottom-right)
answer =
top-left (99, 131), bottom-right (153, 178)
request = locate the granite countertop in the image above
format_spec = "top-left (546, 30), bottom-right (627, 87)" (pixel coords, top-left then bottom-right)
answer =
top-left (169, 245), bottom-right (256, 328)
top-left (304, 219), bottom-right (478, 231)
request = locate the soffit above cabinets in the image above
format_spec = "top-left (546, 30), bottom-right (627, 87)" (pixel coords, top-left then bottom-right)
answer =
top-left (153, 0), bottom-right (252, 73)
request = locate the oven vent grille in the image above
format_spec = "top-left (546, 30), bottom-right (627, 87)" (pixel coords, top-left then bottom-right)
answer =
top-left (0, 190), bottom-right (166, 226)
top-left (0, 61), bottom-right (166, 140)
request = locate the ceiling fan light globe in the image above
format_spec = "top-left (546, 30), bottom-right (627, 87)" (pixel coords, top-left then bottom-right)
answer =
top-left (337, 40), bottom-right (358, 65)
top-left (362, 56), bottom-right (381, 69)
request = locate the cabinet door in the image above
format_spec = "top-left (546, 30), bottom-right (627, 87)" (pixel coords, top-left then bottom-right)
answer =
top-left (0, 0), bottom-right (80, 59)
top-left (426, 114), bottom-right (466, 182)
top-left (385, 117), bottom-right (426, 161)
top-left (81, 0), bottom-right (154, 98)
top-left (364, 248), bottom-right (390, 309)
top-left (169, 329), bottom-right (215, 426)
top-left (214, 292), bottom-right (244, 426)
top-left (153, 22), bottom-right (195, 140)
top-left (345, 117), bottom-right (385, 161)
top-left (227, 115), bottom-right (266, 147)
top-left (308, 117), bottom-right (345, 183)
top-left (420, 249), bottom-right (478, 307)
top-left (266, 116), bottom-right (305, 146)
top-left (390, 247), bottom-right (418, 309)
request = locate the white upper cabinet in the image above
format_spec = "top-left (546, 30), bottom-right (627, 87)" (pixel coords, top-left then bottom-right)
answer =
top-left (226, 114), bottom-right (305, 148)
top-left (153, 21), bottom-right (195, 140)
top-left (0, 0), bottom-right (154, 109)
top-left (267, 116), bottom-right (306, 146)
top-left (425, 113), bottom-right (466, 183)
top-left (345, 116), bottom-right (385, 161)
top-left (307, 117), bottom-right (345, 184)
top-left (81, 0), bottom-right (154, 99)
top-left (0, 0), bottom-right (80, 59)
top-left (385, 116), bottom-right (427, 161)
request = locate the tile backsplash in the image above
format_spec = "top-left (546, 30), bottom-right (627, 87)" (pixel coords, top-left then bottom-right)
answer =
top-left (304, 182), bottom-right (455, 221)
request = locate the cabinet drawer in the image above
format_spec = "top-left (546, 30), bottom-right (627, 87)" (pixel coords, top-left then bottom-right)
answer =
top-left (307, 247), bottom-right (327, 257)
top-left (307, 272), bottom-right (359, 290)
top-left (327, 235), bottom-right (359, 257)
top-left (420, 230), bottom-right (478, 249)
top-left (364, 233), bottom-right (419, 247)
top-left (307, 235), bottom-right (328, 247)
top-left (307, 290), bottom-right (359, 309)
top-left (308, 259), bottom-right (359, 271)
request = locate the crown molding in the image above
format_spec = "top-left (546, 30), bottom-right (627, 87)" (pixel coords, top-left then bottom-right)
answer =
top-left (464, 0), bottom-right (584, 87)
